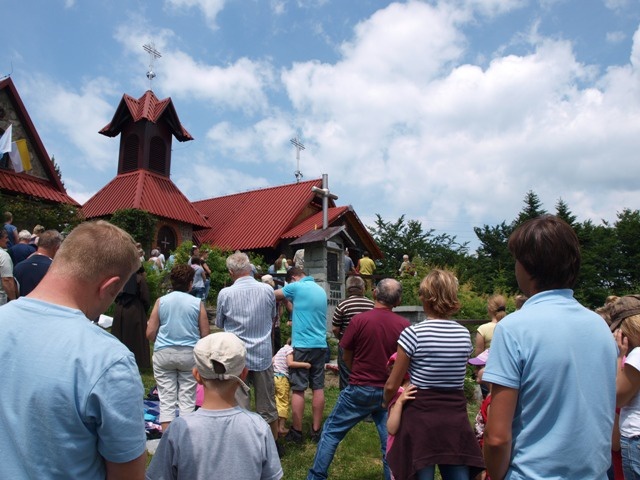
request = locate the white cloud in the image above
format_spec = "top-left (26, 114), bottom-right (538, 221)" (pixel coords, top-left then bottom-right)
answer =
top-left (205, 117), bottom-right (294, 164)
top-left (164, 0), bottom-right (227, 30)
top-left (270, 0), bottom-right (286, 15)
top-left (64, 0), bottom-right (76, 8)
top-left (20, 75), bottom-right (119, 173)
top-left (175, 163), bottom-right (270, 199)
top-left (604, 0), bottom-right (630, 11)
top-left (275, 1), bottom-right (640, 237)
top-left (114, 22), bottom-right (274, 112)
top-left (606, 31), bottom-right (626, 43)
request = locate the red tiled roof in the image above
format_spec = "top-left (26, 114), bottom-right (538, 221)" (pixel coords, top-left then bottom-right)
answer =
top-left (0, 169), bottom-right (79, 206)
top-left (99, 90), bottom-right (193, 141)
top-left (193, 179), bottom-right (325, 250)
top-left (82, 170), bottom-right (209, 228)
top-left (281, 206), bottom-right (350, 238)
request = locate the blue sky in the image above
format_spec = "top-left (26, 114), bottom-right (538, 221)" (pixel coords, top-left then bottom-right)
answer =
top-left (2, 0), bottom-right (640, 250)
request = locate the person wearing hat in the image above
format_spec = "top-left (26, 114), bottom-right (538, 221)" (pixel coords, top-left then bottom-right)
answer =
top-left (606, 295), bottom-right (640, 480)
top-left (483, 215), bottom-right (617, 480)
top-left (147, 332), bottom-right (283, 480)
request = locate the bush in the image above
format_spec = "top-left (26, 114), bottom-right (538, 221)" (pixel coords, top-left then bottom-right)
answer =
top-left (0, 194), bottom-right (82, 234)
top-left (109, 209), bottom-right (157, 253)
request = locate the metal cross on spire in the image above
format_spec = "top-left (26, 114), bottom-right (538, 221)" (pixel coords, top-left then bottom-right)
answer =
top-left (143, 42), bottom-right (162, 91)
top-left (290, 136), bottom-right (305, 183)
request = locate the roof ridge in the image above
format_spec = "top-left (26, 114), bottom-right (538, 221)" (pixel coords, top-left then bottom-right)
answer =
top-left (192, 178), bottom-right (322, 203)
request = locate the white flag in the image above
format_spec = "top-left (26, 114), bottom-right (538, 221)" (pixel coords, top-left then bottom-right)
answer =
top-left (9, 142), bottom-right (24, 173)
top-left (0, 124), bottom-right (11, 154)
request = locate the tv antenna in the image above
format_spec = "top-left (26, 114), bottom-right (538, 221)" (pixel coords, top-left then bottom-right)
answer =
top-left (143, 43), bottom-right (162, 90)
top-left (290, 136), bottom-right (305, 183)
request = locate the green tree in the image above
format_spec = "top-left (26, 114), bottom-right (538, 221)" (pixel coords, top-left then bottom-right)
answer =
top-left (367, 214), bottom-right (469, 278)
top-left (470, 221), bottom-right (514, 294)
top-left (512, 190), bottom-right (547, 228)
top-left (555, 198), bottom-right (577, 227)
top-left (614, 209), bottom-right (640, 291)
top-left (109, 209), bottom-right (157, 253)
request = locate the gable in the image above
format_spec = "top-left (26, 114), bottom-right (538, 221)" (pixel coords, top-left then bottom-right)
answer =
top-left (0, 78), bottom-right (78, 205)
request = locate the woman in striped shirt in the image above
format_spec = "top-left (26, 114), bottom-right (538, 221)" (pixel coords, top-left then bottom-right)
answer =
top-left (384, 269), bottom-right (484, 480)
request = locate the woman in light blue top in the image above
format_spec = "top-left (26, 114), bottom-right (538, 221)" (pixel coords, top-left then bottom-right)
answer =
top-left (147, 264), bottom-right (210, 430)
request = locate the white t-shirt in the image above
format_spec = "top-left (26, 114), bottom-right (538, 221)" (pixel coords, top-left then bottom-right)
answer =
top-left (620, 347), bottom-right (640, 437)
top-left (0, 249), bottom-right (13, 304)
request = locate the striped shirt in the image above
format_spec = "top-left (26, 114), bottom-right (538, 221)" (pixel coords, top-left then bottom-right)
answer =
top-left (216, 276), bottom-right (276, 371)
top-left (332, 295), bottom-right (374, 337)
top-left (272, 344), bottom-right (293, 378)
top-left (398, 319), bottom-right (472, 389)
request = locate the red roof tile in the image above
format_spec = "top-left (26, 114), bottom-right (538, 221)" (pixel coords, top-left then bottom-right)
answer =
top-left (193, 179), bottom-right (325, 250)
top-left (82, 170), bottom-right (209, 228)
top-left (281, 206), bottom-right (350, 238)
top-left (0, 169), bottom-right (79, 206)
top-left (99, 90), bottom-right (193, 141)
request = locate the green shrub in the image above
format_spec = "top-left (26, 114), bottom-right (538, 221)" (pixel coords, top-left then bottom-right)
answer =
top-left (109, 209), bottom-right (157, 253)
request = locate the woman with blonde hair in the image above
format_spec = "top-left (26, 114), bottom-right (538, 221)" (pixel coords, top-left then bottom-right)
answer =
top-left (474, 294), bottom-right (507, 358)
top-left (384, 269), bottom-right (484, 480)
top-left (610, 295), bottom-right (640, 480)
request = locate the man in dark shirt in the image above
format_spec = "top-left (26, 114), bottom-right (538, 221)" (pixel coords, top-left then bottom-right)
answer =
top-left (307, 278), bottom-right (410, 480)
top-left (8, 230), bottom-right (36, 267)
top-left (14, 230), bottom-right (63, 296)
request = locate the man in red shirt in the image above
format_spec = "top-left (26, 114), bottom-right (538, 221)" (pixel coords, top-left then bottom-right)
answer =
top-left (307, 278), bottom-right (410, 480)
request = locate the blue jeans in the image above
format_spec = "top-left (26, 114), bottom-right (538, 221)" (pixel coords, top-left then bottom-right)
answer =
top-left (307, 385), bottom-right (390, 480)
top-left (416, 464), bottom-right (470, 480)
top-left (621, 435), bottom-right (640, 480)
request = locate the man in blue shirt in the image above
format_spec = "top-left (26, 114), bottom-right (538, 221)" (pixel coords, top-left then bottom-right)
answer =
top-left (483, 215), bottom-right (617, 480)
top-left (0, 220), bottom-right (147, 479)
top-left (275, 267), bottom-right (327, 443)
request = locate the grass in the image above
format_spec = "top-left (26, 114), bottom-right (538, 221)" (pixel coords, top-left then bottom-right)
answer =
top-left (140, 367), bottom-right (480, 480)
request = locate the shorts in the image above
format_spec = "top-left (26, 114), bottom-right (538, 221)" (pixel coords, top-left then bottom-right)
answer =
top-left (289, 348), bottom-right (326, 391)
top-left (274, 375), bottom-right (291, 418)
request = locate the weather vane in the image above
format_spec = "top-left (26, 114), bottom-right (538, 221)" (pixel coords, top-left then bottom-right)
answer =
top-left (143, 42), bottom-right (162, 90)
top-left (290, 136), bottom-right (305, 183)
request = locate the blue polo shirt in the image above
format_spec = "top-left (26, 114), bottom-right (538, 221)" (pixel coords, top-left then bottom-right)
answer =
top-left (282, 276), bottom-right (327, 348)
top-left (483, 289), bottom-right (616, 480)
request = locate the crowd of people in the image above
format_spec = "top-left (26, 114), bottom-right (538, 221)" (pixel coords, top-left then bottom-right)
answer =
top-left (2, 213), bottom-right (640, 480)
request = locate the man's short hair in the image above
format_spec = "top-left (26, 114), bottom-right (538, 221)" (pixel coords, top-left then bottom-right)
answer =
top-left (346, 275), bottom-right (365, 294)
top-left (18, 230), bottom-right (31, 241)
top-left (4, 212), bottom-right (12, 222)
top-left (419, 269), bottom-right (460, 318)
top-left (374, 278), bottom-right (402, 307)
top-left (37, 230), bottom-right (63, 250)
top-left (286, 267), bottom-right (305, 282)
top-left (226, 251), bottom-right (252, 274)
top-left (508, 214), bottom-right (581, 291)
top-left (0, 229), bottom-right (7, 239)
top-left (51, 221), bottom-right (139, 283)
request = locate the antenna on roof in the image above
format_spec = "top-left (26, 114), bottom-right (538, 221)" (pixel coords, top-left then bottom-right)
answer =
top-left (143, 43), bottom-right (162, 91)
top-left (290, 135), bottom-right (305, 183)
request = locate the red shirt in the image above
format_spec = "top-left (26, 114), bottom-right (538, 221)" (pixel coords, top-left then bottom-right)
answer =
top-left (340, 308), bottom-right (410, 387)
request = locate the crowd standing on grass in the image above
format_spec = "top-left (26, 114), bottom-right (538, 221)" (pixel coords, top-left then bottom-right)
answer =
top-left (4, 214), bottom-right (640, 479)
